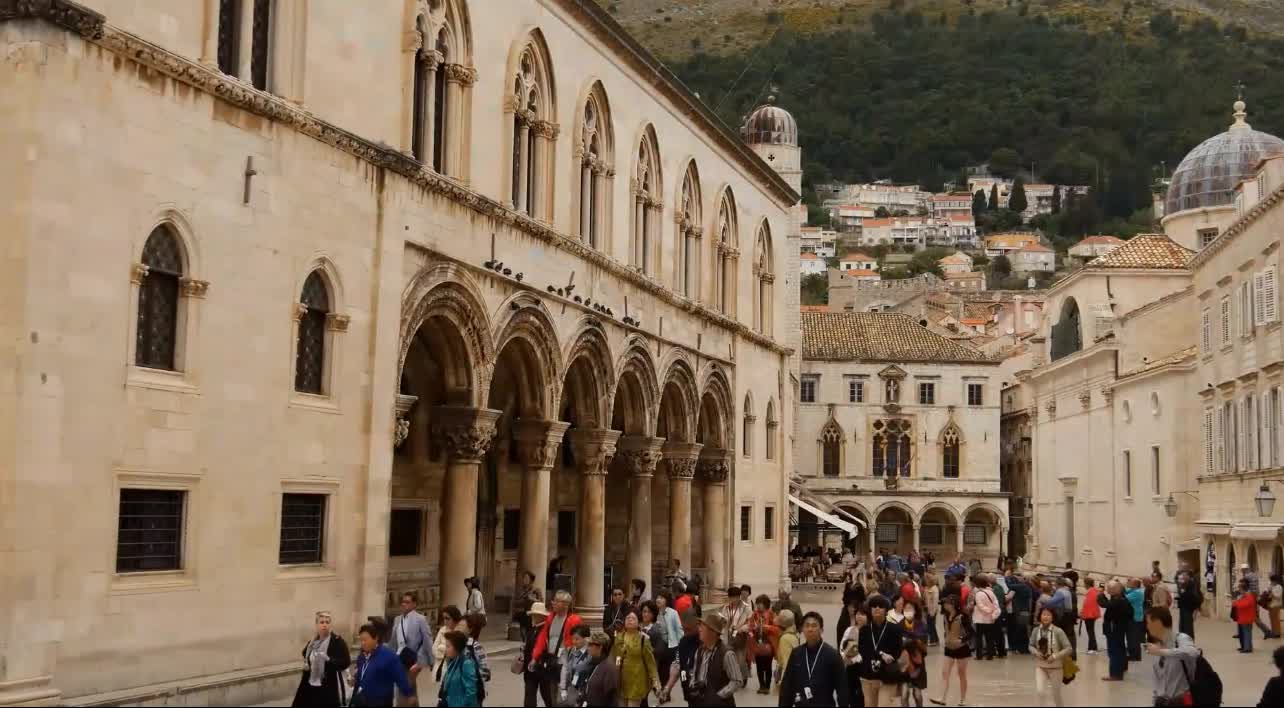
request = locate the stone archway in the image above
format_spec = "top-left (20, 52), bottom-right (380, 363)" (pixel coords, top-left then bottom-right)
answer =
top-left (963, 502), bottom-right (1008, 569)
top-left (696, 370), bottom-right (734, 593)
top-left (874, 503), bottom-right (916, 559)
top-left (612, 342), bottom-right (664, 595)
top-left (657, 357), bottom-right (702, 589)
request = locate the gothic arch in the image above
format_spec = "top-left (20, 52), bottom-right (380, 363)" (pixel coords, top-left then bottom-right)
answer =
top-left (657, 354), bottom-right (699, 443)
top-left (294, 255), bottom-right (345, 314)
top-left (764, 398), bottom-right (778, 460)
top-left (711, 186), bottom-right (739, 314)
top-left (741, 391), bottom-right (754, 458)
top-left (559, 317), bottom-right (614, 428)
top-left (818, 413), bottom-right (845, 477)
top-left (630, 123), bottom-right (663, 273)
top-left (406, 0), bottom-right (475, 176)
top-left (612, 339), bottom-right (661, 436)
top-left (490, 292), bottom-right (563, 420)
top-left (398, 263), bottom-right (494, 405)
top-left (753, 219), bottom-right (775, 335)
top-left (697, 365), bottom-right (735, 451)
top-left (143, 206), bottom-right (201, 277)
top-left (939, 420), bottom-right (964, 478)
top-left (874, 500), bottom-right (917, 524)
top-left (675, 160), bottom-right (704, 297)
top-left (504, 28), bottom-right (557, 218)
top-left (413, 0), bottom-right (472, 62)
top-left (1050, 296), bottom-right (1082, 362)
top-left (572, 80), bottom-right (616, 249)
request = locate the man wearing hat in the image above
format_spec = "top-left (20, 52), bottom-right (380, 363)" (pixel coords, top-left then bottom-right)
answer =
top-left (687, 612), bottom-right (745, 706)
top-left (1238, 563), bottom-right (1281, 639)
top-left (520, 601), bottom-right (551, 707)
top-left (584, 631), bottom-right (621, 706)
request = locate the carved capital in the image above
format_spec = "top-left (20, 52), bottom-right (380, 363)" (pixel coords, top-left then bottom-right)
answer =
top-left (567, 428), bottom-right (621, 476)
top-left (503, 94), bottom-right (522, 113)
top-left (1100, 387), bottom-right (1114, 404)
top-left (431, 406), bottom-right (501, 463)
top-left (761, 273), bottom-right (776, 284)
top-left (1078, 389), bottom-right (1091, 410)
top-left (617, 436), bottom-right (666, 478)
top-left (294, 303), bottom-right (309, 321)
top-left (180, 278), bottom-right (209, 298)
top-left (404, 30), bottom-right (424, 53)
top-left (326, 313), bottom-right (351, 332)
top-left (1045, 400), bottom-right (1057, 420)
top-left (531, 120), bottom-right (560, 140)
top-left (698, 457), bottom-right (730, 485)
top-left (130, 262), bottom-right (150, 284)
top-left (513, 419), bottom-right (570, 470)
top-left (516, 108), bottom-right (537, 125)
top-left (662, 441), bottom-right (703, 480)
top-left (689, 226), bottom-right (704, 239)
top-left (443, 63), bottom-right (477, 86)
top-left (393, 393), bottom-right (418, 448)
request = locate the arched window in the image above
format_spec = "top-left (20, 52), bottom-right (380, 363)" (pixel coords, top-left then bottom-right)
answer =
top-left (713, 190), bottom-right (739, 314)
top-left (408, 2), bottom-right (472, 177)
top-left (941, 423), bottom-right (962, 478)
top-left (872, 419), bottom-right (912, 477)
top-left (632, 127), bottom-right (662, 273)
top-left (1050, 297), bottom-right (1082, 361)
top-left (216, 0), bottom-right (276, 91)
top-left (821, 419), bottom-right (843, 477)
top-left (676, 163), bottom-right (703, 298)
top-left (765, 400), bottom-right (777, 460)
top-left (295, 271), bottom-right (331, 394)
top-left (136, 226), bottom-right (185, 371)
top-left (753, 222), bottom-right (774, 334)
top-left (742, 395), bottom-right (755, 458)
top-left (508, 33), bottom-right (555, 219)
top-left (577, 84), bottom-right (614, 248)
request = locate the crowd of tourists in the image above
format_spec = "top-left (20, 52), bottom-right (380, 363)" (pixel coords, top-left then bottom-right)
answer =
top-left (282, 550), bottom-right (1284, 707)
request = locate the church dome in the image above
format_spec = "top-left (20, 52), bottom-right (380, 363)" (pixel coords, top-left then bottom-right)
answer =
top-left (1165, 100), bottom-right (1284, 216)
top-left (741, 96), bottom-right (798, 147)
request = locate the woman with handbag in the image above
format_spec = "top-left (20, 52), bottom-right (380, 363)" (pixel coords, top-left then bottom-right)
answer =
top-left (433, 606), bottom-right (462, 683)
top-left (519, 602), bottom-right (550, 708)
top-left (745, 594), bottom-right (778, 695)
top-left (641, 601), bottom-right (673, 691)
top-left (437, 631), bottom-right (479, 707)
top-left (1030, 607), bottom-right (1073, 707)
top-left (291, 611), bottom-right (351, 707)
top-left (610, 608), bottom-right (661, 707)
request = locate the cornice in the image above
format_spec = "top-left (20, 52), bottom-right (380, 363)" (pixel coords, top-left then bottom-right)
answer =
top-left (1, 1), bottom-right (792, 356)
top-left (1188, 182), bottom-right (1284, 270)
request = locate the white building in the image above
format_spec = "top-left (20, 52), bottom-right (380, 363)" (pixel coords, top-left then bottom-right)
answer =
top-left (846, 182), bottom-right (931, 214)
top-left (931, 192), bottom-right (976, 220)
top-left (795, 312), bottom-right (1008, 564)
top-left (939, 251), bottom-right (975, 275)
top-left (1068, 235), bottom-right (1125, 261)
top-left (828, 204), bottom-right (877, 233)
top-left (801, 226), bottom-right (838, 258)
top-left (800, 251), bottom-right (828, 275)
top-left (839, 252), bottom-right (881, 280)
top-left (1010, 243), bottom-right (1056, 274)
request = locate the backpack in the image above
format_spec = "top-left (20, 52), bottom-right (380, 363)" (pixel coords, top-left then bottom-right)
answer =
top-left (1179, 648), bottom-right (1223, 707)
top-left (465, 643), bottom-right (487, 702)
top-left (1258, 589), bottom-right (1273, 609)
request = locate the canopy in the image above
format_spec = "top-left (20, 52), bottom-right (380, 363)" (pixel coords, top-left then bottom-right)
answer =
top-left (789, 494), bottom-right (860, 535)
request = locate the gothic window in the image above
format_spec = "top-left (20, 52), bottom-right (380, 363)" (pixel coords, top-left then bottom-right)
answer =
top-left (742, 394), bottom-right (754, 458)
top-left (136, 226), bottom-right (185, 371)
top-left (295, 271), bottom-right (330, 394)
top-left (508, 34), bottom-right (555, 219)
top-left (941, 423), bottom-right (962, 478)
top-left (408, 1), bottom-right (471, 176)
top-left (578, 85), bottom-right (614, 249)
top-left (217, 0), bottom-right (241, 76)
top-left (632, 127), bottom-right (662, 273)
top-left (677, 164), bottom-right (703, 297)
top-left (1050, 297), bottom-right (1082, 361)
top-left (249, 0), bottom-right (272, 91)
top-left (432, 32), bottom-right (449, 171)
top-left (821, 419), bottom-right (843, 477)
top-left (765, 400), bottom-right (777, 460)
top-left (714, 190), bottom-right (738, 314)
top-left (753, 222), bottom-right (774, 334)
top-left (872, 419), bottom-right (912, 477)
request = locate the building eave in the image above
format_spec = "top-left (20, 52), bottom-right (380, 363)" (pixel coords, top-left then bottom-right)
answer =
top-left (1186, 182), bottom-right (1284, 270)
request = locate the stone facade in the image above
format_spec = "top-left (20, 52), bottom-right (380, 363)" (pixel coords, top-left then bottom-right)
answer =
top-left (0, 1), bottom-right (799, 704)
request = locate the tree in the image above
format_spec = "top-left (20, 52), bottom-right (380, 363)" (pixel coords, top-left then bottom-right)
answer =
top-left (988, 184), bottom-right (1000, 211)
top-left (908, 247), bottom-right (952, 277)
top-left (988, 147), bottom-right (1022, 178)
top-left (874, 206), bottom-right (891, 218)
top-left (1051, 185), bottom-right (1062, 214)
top-left (973, 189), bottom-right (988, 215)
top-left (1009, 178), bottom-right (1028, 214)
top-left (991, 254), bottom-right (1013, 278)
top-left (806, 204), bottom-right (832, 226)
top-left (800, 273), bottom-right (829, 305)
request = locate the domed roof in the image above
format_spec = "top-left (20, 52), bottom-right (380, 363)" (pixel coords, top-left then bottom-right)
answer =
top-left (741, 96), bottom-right (798, 147)
top-left (1165, 100), bottom-right (1284, 216)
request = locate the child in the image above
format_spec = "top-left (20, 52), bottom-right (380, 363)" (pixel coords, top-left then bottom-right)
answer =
top-left (1233, 578), bottom-right (1258, 653)
top-left (559, 624), bottom-right (593, 706)
top-left (900, 638), bottom-right (928, 707)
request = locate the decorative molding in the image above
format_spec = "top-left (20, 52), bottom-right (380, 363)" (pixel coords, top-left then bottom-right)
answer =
top-left (326, 313), bottom-right (351, 332)
top-left (567, 428), bottom-right (621, 476)
top-left (1100, 387), bottom-right (1114, 404)
top-left (430, 407), bottom-right (500, 464)
top-left (0, 0), bottom-right (105, 38)
top-left (179, 278), bottom-right (209, 298)
top-left (513, 419), bottom-right (570, 470)
top-left (443, 63), bottom-right (477, 86)
top-left (531, 120), bottom-right (560, 140)
top-left (1078, 389), bottom-right (1090, 410)
top-left (698, 457), bottom-right (730, 484)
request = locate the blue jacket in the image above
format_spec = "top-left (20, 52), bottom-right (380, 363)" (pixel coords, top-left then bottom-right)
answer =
top-left (354, 644), bottom-right (414, 705)
top-left (1125, 587), bottom-right (1145, 622)
top-left (440, 655), bottom-right (480, 707)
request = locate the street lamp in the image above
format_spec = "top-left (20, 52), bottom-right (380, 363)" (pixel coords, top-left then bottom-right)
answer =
top-left (1164, 491), bottom-right (1199, 519)
top-left (1256, 482), bottom-right (1280, 518)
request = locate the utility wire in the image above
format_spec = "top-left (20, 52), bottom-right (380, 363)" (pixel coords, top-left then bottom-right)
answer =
top-left (713, 24), bottom-right (783, 115)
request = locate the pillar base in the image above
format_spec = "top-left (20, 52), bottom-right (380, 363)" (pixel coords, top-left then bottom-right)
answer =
top-left (576, 604), bottom-right (605, 629)
top-left (0, 677), bottom-right (61, 707)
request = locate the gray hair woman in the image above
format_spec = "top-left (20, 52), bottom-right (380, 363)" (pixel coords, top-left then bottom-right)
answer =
top-left (291, 612), bottom-right (352, 707)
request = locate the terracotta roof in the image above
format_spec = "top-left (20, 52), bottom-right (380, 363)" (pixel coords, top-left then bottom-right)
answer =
top-left (1020, 243), bottom-right (1054, 253)
top-left (1076, 235), bottom-right (1124, 246)
top-left (801, 312), bottom-right (993, 363)
top-left (986, 233), bottom-right (1041, 247)
top-left (960, 318), bottom-right (989, 325)
top-left (842, 252), bottom-right (876, 261)
top-left (800, 305), bottom-right (830, 313)
top-left (939, 253), bottom-right (972, 264)
top-left (800, 252), bottom-right (819, 260)
top-left (1086, 234), bottom-right (1194, 270)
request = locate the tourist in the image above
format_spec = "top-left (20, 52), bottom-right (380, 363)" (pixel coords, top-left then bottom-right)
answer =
top-left (1099, 581), bottom-right (1131, 681)
top-left (774, 590), bottom-right (804, 628)
top-left (464, 577), bottom-right (486, 617)
top-left (459, 614), bottom-right (491, 684)
top-left (1256, 646), bottom-right (1284, 707)
top-left (945, 557), bottom-right (968, 581)
top-left (642, 601), bottom-right (675, 692)
top-left (670, 558), bottom-right (690, 585)
top-left (1050, 578), bottom-right (1077, 659)
top-left (519, 602), bottom-right (551, 708)
top-left (721, 585), bottom-right (751, 666)
top-left (350, 623), bottom-right (415, 708)
top-left (513, 570), bottom-right (544, 637)
top-left (923, 575), bottom-right (941, 647)
top-left (1124, 578), bottom-right (1146, 661)
top-left (610, 608), bottom-right (661, 707)
top-left (1142, 606), bottom-right (1198, 707)
top-left (633, 578), bottom-right (651, 604)
top-left (558, 624), bottom-right (593, 707)
top-left (437, 631), bottom-right (480, 707)
top-left (836, 597), bottom-right (864, 647)
top-left (1235, 578), bottom-right (1259, 653)
top-left (779, 611), bottom-right (849, 707)
top-left (1080, 576), bottom-right (1101, 655)
top-left (1269, 573), bottom-right (1284, 638)
top-left (857, 595), bottom-right (904, 707)
top-left (657, 591), bottom-right (683, 652)
top-left (389, 592), bottom-right (432, 701)
top-left (901, 597), bottom-right (928, 642)
top-left (585, 632), bottom-right (621, 706)
top-left (839, 606), bottom-right (866, 707)
top-left (1151, 572), bottom-right (1172, 609)
top-left (899, 573), bottom-right (919, 604)
top-left (747, 594), bottom-right (778, 695)
top-left (605, 586), bottom-right (632, 638)
top-left (970, 574), bottom-right (1002, 660)
top-left (930, 595), bottom-right (970, 706)
top-left (291, 611), bottom-right (351, 708)
top-left (432, 606), bottom-right (462, 683)
top-left (1175, 571), bottom-right (1202, 639)
top-left (690, 613), bottom-right (745, 706)
top-left (844, 572), bottom-right (868, 610)
top-left (899, 638), bottom-right (928, 708)
top-left (532, 590), bottom-right (583, 702)
top-left (662, 609), bottom-right (701, 704)
top-left (546, 556), bottom-right (566, 594)
top-left (1005, 572), bottom-right (1032, 655)
top-left (888, 595), bottom-right (906, 626)
top-left (1061, 563), bottom-right (1079, 590)
top-left (1241, 564), bottom-right (1279, 639)
top-left (1030, 607), bottom-right (1072, 707)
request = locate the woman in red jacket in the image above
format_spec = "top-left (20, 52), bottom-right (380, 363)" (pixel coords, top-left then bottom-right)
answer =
top-left (1080, 576), bottom-right (1102, 654)
top-left (1234, 579), bottom-right (1258, 653)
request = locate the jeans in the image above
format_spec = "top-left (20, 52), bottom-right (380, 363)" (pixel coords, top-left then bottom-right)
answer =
top-left (927, 613), bottom-right (939, 644)
top-left (754, 655), bottom-right (772, 689)
top-left (1106, 632), bottom-right (1127, 678)
top-left (1008, 612), bottom-right (1031, 654)
top-left (1083, 618), bottom-right (1099, 652)
top-left (1239, 622), bottom-right (1255, 651)
top-left (1127, 620), bottom-right (1143, 661)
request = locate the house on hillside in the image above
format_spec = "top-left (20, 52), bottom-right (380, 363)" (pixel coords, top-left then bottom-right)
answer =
top-left (1010, 243), bottom-right (1056, 274)
top-left (1068, 235), bottom-right (1125, 261)
top-left (939, 251), bottom-right (974, 275)
top-left (800, 251), bottom-right (827, 275)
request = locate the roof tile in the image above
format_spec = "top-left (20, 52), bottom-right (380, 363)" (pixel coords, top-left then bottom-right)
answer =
top-left (1086, 234), bottom-right (1194, 270)
top-left (801, 311), bottom-right (993, 363)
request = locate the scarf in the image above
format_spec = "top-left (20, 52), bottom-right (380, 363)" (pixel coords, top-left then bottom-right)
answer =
top-left (307, 634), bottom-right (332, 687)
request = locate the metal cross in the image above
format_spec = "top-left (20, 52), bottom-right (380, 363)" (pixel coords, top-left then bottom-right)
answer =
top-left (1235, 80), bottom-right (1247, 102)
top-left (243, 156), bottom-right (257, 205)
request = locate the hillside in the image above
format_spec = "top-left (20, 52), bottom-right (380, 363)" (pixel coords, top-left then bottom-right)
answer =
top-left (603, 0), bottom-right (1284, 59)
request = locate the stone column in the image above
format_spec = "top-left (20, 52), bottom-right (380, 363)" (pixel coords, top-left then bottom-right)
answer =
top-left (700, 449), bottom-right (731, 593)
top-left (237, 0), bottom-right (255, 80)
top-left (443, 65), bottom-right (474, 177)
top-left (569, 428), bottom-right (621, 626)
top-left (956, 523), bottom-right (966, 556)
top-left (663, 442), bottom-right (703, 579)
top-left (513, 419), bottom-right (569, 599)
top-left (421, 52), bottom-right (442, 166)
top-left (433, 406), bottom-right (500, 610)
top-left (516, 118), bottom-right (531, 210)
top-left (912, 524), bottom-right (921, 553)
top-left (619, 436), bottom-right (666, 593)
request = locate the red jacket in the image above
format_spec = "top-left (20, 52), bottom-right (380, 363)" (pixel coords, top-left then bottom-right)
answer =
top-left (1080, 587), bottom-right (1102, 620)
top-left (1233, 593), bottom-right (1258, 625)
top-left (901, 582), bottom-right (919, 604)
top-left (674, 593), bottom-right (693, 615)
top-left (532, 612), bottom-right (583, 662)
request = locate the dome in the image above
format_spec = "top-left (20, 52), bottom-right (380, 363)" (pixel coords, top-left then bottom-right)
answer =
top-left (741, 96), bottom-right (798, 147)
top-left (1165, 100), bottom-right (1284, 216)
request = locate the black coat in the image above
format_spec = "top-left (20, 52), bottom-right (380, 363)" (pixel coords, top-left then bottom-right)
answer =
top-left (778, 641), bottom-right (850, 708)
top-left (856, 621), bottom-right (904, 683)
top-left (1100, 594), bottom-right (1132, 638)
top-left (291, 634), bottom-right (352, 708)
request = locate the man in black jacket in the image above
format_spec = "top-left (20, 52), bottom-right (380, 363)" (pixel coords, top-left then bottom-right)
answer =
top-left (1175, 571), bottom-right (1203, 639)
top-left (857, 595), bottom-right (904, 706)
top-left (1099, 580), bottom-right (1132, 681)
top-left (780, 612), bottom-right (850, 708)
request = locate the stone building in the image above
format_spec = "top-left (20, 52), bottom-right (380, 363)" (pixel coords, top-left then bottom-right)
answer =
top-left (0, 1), bottom-right (801, 704)
top-left (794, 312), bottom-right (1008, 566)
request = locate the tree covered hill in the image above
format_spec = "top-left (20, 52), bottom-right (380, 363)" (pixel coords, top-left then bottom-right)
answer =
top-left (661, 5), bottom-right (1284, 227)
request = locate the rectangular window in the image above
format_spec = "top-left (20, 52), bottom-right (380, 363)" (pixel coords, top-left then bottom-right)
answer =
top-left (1273, 388), bottom-right (1281, 468)
top-left (967, 383), bottom-right (984, 406)
top-left (764, 506), bottom-right (776, 541)
top-left (920, 524), bottom-right (944, 546)
top-left (503, 508), bottom-right (521, 551)
top-left (963, 524), bottom-right (986, 545)
top-left (849, 380), bottom-right (864, 403)
top-left (1262, 268), bottom-right (1279, 324)
top-left (1201, 308), bottom-right (1212, 354)
top-left (801, 377), bottom-right (817, 403)
top-left (919, 382), bottom-right (936, 405)
top-left (740, 505), bottom-right (752, 542)
top-left (116, 489), bottom-right (185, 573)
top-left (557, 510), bottom-right (576, 548)
top-left (389, 508), bottom-right (424, 557)
top-left (876, 524), bottom-right (899, 544)
top-left (1123, 450), bottom-right (1132, 497)
top-left (279, 493), bottom-right (326, 565)
top-left (1241, 281), bottom-right (1254, 337)
top-left (1151, 446), bottom-right (1161, 495)
top-left (1221, 296), bottom-right (1232, 344)
top-left (1199, 229), bottom-right (1218, 248)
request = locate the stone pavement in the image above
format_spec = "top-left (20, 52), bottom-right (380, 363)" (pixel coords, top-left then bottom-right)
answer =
top-left (256, 604), bottom-right (1279, 706)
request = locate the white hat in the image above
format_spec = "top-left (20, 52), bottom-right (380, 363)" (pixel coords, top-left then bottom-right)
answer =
top-left (527, 601), bottom-right (550, 617)
top-left (1241, 563), bottom-right (1251, 570)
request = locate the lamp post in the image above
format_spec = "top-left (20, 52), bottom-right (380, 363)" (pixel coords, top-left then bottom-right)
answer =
top-left (1254, 481), bottom-right (1284, 518)
top-left (1163, 490), bottom-right (1200, 519)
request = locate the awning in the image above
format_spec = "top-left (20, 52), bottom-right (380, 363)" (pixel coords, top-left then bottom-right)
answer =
top-left (789, 494), bottom-right (860, 535)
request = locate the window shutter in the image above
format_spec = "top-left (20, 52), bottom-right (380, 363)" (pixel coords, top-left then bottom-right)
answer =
top-left (1201, 309), bottom-right (1211, 353)
top-left (1221, 297), bottom-right (1232, 343)
top-left (1255, 272), bottom-right (1267, 327)
top-left (1216, 406), bottom-right (1226, 473)
top-left (1264, 268), bottom-right (1279, 323)
top-left (1204, 409), bottom-right (1214, 475)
